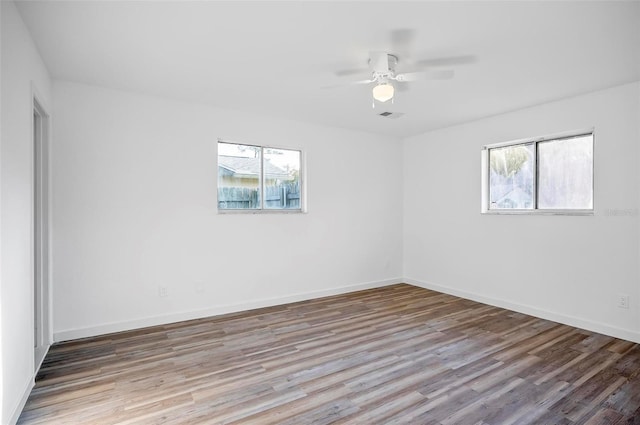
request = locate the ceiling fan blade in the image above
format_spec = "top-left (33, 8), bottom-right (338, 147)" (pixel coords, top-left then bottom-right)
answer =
top-left (395, 82), bottom-right (410, 92)
top-left (395, 69), bottom-right (454, 82)
top-left (321, 79), bottom-right (374, 89)
top-left (334, 67), bottom-right (369, 77)
top-left (414, 55), bottom-right (477, 68)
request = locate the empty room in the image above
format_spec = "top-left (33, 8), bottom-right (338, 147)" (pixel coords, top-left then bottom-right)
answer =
top-left (2, 0), bottom-right (640, 424)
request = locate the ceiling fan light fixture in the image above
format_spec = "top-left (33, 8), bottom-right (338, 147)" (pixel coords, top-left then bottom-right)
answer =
top-left (372, 83), bottom-right (394, 102)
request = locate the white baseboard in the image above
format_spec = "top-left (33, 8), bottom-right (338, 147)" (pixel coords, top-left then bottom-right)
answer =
top-left (8, 343), bottom-right (50, 425)
top-left (54, 278), bottom-right (403, 342)
top-left (405, 277), bottom-right (640, 344)
top-left (53, 276), bottom-right (640, 345)
top-left (34, 344), bottom-right (49, 372)
top-left (9, 378), bottom-right (35, 425)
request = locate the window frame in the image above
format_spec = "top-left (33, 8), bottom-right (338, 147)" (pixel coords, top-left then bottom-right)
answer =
top-left (217, 139), bottom-right (305, 214)
top-left (481, 129), bottom-right (594, 216)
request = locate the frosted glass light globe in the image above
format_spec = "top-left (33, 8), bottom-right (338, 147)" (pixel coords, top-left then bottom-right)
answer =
top-left (372, 83), bottom-right (394, 102)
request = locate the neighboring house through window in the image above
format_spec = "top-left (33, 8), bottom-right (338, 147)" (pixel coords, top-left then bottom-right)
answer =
top-left (218, 141), bottom-right (302, 211)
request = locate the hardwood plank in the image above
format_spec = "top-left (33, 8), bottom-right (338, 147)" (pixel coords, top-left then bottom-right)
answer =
top-left (17, 284), bottom-right (640, 424)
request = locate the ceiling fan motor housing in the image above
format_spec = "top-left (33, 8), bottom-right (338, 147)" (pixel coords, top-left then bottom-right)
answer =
top-left (369, 52), bottom-right (398, 76)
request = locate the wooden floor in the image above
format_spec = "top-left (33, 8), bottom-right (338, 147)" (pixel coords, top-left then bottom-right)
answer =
top-left (18, 284), bottom-right (640, 424)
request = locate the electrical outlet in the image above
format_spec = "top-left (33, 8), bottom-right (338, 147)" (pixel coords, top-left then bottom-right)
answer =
top-left (158, 286), bottom-right (168, 297)
top-left (618, 293), bottom-right (629, 309)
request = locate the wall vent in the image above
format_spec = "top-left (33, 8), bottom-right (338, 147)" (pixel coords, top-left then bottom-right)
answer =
top-left (378, 112), bottom-right (404, 119)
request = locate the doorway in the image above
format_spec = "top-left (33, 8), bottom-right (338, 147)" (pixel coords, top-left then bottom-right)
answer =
top-left (33, 96), bottom-right (50, 369)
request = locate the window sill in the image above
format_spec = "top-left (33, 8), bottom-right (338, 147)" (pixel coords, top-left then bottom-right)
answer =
top-left (217, 209), bottom-right (306, 215)
top-left (481, 209), bottom-right (594, 216)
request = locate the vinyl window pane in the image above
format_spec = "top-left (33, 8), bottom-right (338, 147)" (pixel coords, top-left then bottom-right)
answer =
top-left (537, 135), bottom-right (593, 209)
top-left (264, 148), bottom-right (301, 210)
top-left (217, 142), bottom-right (261, 209)
top-left (488, 143), bottom-right (534, 209)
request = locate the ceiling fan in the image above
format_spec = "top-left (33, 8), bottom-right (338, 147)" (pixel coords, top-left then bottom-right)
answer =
top-left (332, 51), bottom-right (455, 105)
top-left (325, 30), bottom-right (475, 107)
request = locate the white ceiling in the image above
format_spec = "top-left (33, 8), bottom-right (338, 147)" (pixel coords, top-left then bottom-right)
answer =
top-left (15, 1), bottom-right (640, 138)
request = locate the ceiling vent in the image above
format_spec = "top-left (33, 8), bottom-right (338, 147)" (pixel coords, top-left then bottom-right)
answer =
top-left (378, 112), bottom-right (404, 119)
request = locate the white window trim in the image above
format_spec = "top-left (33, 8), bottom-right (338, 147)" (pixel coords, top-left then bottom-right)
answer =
top-left (217, 139), bottom-right (306, 214)
top-left (481, 128), bottom-right (595, 216)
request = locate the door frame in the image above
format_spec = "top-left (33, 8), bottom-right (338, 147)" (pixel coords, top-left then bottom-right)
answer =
top-left (32, 85), bottom-right (52, 370)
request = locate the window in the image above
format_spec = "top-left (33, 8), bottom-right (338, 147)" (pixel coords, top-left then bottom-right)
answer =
top-left (482, 131), bottom-right (593, 214)
top-left (217, 141), bottom-right (302, 211)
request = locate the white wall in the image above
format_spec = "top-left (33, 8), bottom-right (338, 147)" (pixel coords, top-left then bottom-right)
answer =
top-left (404, 82), bottom-right (640, 343)
top-left (0, 1), bottom-right (53, 423)
top-left (49, 81), bottom-right (640, 345)
top-left (52, 81), bottom-right (403, 340)
top-left (0, 0), bottom-right (4, 418)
